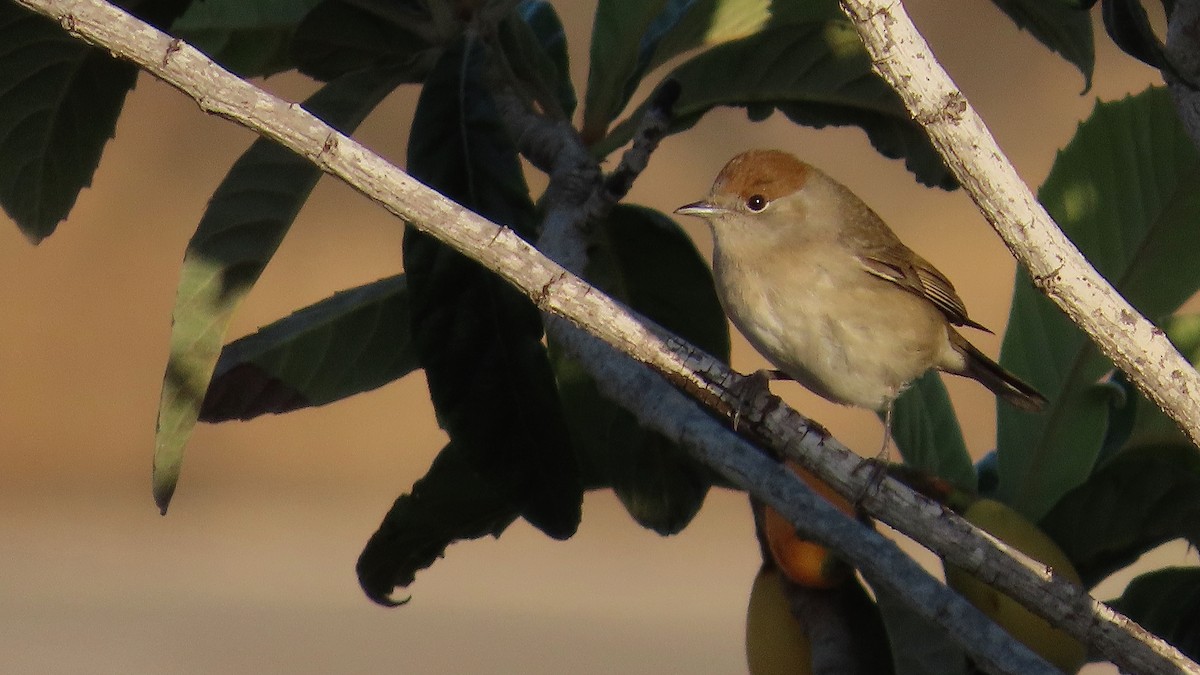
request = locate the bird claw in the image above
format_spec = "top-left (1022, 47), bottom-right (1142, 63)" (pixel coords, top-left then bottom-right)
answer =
top-left (730, 369), bottom-right (788, 431)
top-left (850, 456), bottom-right (889, 505)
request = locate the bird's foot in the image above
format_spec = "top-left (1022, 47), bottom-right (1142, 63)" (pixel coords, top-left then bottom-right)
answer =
top-left (730, 369), bottom-right (789, 431)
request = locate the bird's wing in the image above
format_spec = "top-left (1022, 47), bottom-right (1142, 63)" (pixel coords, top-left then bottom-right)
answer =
top-left (857, 248), bottom-right (992, 333)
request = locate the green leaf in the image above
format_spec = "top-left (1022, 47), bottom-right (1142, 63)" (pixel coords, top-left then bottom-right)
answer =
top-left (890, 372), bottom-right (975, 492)
top-left (582, 0), bottom-right (670, 142)
top-left (1108, 567), bottom-right (1200, 661)
top-left (151, 67), bottom-right (405, 513)
top-left (1094, 370), bottom-right (1136, 466)
top-left (200, 275), bottom-right (416, 422)
top-left (592, 205), bottom-right (730, 359)
top-left (291, 0), bottom-right (439, 82)
top-left (1038, 444), bottom-right (1200, 588)
top-left (403, 39), bottom-right (582, 540)
top-left (596, 21), bottom-right (955, 188)
top-left (172, 0), bottom-right (324, 77)
top-left (497, 1), bottom-right (576, 118)
top-left (643, 0), bottom-right (840, 73)
top-left (874, 585), bottom-right (969, 675)
top-left (581, 0), bottom-right (842, 143)
top-left (357, 442), bottom-right (524, 606)
top-left (552, 350), bottom-right (711, 533)
top-left (0, 0), bottom-right (193, 242)
top-left (549, 206), bottom-right (728, 534)
top-left (1100, 0), bottom-right (1185, 82)
top-left (991, 0), bottom-right (1094, 90)
top-left (997, 87), bottom-right (1200, 520)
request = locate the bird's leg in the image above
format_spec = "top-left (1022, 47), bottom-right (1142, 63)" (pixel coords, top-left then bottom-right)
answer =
top-left (851, 405), bottom-right (893, 503)
top-left (878, 405), bottom-right (894, 463)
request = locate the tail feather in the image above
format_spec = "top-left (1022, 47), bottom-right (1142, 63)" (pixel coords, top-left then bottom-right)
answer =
top-left (949, 332), bottom-right (1047, 413)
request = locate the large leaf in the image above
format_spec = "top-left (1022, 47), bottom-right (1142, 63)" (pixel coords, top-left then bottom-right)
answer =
top-left (172, 0), bottom-right (324, 77)
top-left (580, 0), bottom-right (841, 143)
top-left (552, 205), bottom-right (728, 534)
top-left (403, 39), bottom-right (582, 540)
top-left (0, 0), bottom-right (192, 242)
top-left (1038, 443), bottom-right (1200, 587)
top-left (590, 206), bottom-right (730, 360)
top-left (1100, 0), bottom-right (1184, 82)
top-left (596, 21), bottom-right (954, 188)
top-left (890, 372), bottom-right (975, 492)
top-left (290, 0), bottom-right (441, 82)
top-left (151, 67), bottom-right (405, 513)
top-left (991, 0), bottom-right (1094, 90)
top-left (496, 1), bottom-right (577, 118)
top-left (643, 0), bottom-right (840, 74)
top-left (581, 0), bottom-right (670, 143)
top-left (996, 87), bottom-right (1200, 520)
top-left (1108, 567), bottom-right (1200, 662)
top-left (357, 442), bottom-right (524, 606)
top-left (200, 275), bottom-right (416, 422)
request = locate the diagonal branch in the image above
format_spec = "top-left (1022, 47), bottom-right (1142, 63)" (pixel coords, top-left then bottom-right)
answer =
top-left (6, 0), bottom-right (1197, 674)
top-left (839, 0), bottom-right (1200, 451)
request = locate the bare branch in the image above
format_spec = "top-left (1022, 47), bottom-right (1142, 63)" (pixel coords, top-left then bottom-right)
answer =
top-left (6, 0), bottom-right (1196, 673)
top-left (839, 0), bottom-right (1200, 453)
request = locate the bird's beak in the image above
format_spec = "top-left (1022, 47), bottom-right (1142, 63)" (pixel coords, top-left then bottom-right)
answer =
top-left (674, 200), bottom-right (722, 217)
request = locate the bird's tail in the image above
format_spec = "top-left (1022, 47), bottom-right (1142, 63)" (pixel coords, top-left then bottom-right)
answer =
top-left (949, 332), bottom-right (1047, 413)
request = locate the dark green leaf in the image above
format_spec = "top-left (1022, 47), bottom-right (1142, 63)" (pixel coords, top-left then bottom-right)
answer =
top-left (592, 205), bottom-right (730, 359)
top-left (200, 275), bottom-right (416, 421)
top-left (581, 0), bottom-right (842, 143)
top-left (1094, 371), bottom-right (1136, 466)
top-left (1108, 567), bottom-right (1200, 661)
top-left (997, 87), bottom-right (1200, 520)
top-left (357, 442), bottom-right (524, 605)
top-left (291, 0), bottom-right (439, 81)
top-left (404, 39), bottom-right (581, 540)
top-left (874, 585), bottom-right (969, 675)
top-left (803, 578), bottom-right (895, 674)
top-left (548, 205), bottom-right (728, 533)
top-left (582, 0), bottom-right (670, 142)
top-left (0, 0), bottom-right (193, 241)
top-left (890, 372), bottom-right (975, 492)
top-left (991, 0), bottom-right (1094, 90)
top-left (643, 0), bottom-right (841, 73)
top-left (172, 0), bottom-right (324, 77)
top-left (596, 22), bottom-right (955, 189)
top-left (152, 67), bottom-right (405, 513)
top-left (1039, 444), bottom-right (1200, 587)
top-left (1101, 0), bottom-right (1174, 75)
top-left (498, 1), bottom-right (576, 118)
top-left (553, 350), bottom-right (711, 534)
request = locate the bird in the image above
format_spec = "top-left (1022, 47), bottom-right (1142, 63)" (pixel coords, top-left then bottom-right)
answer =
top-left (674, 149), bottom-right (1046, 447)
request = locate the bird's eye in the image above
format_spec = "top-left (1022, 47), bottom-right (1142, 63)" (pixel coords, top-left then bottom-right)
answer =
top-left (746, 194), bottom-right (768, 212)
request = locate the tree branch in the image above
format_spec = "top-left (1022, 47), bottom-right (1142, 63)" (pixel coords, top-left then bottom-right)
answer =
top-left (7, 0), bottom-right (1196, 673)
top-left (839, 0), bottom-right (1200, 452)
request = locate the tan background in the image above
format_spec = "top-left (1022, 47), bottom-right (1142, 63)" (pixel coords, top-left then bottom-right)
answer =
top-left (0, 2), bottom-right (1189, 673)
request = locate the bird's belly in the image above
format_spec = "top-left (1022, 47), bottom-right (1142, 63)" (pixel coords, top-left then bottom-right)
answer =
top-left (723, 272), bottom-right (948, 411)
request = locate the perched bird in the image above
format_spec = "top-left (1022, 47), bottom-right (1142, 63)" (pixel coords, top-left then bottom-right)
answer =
top-left (675, 150), bottom-right (1045, 439)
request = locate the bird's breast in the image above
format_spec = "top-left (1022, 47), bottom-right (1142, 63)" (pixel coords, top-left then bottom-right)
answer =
top-left (712, 245), bottom-right (949, 410)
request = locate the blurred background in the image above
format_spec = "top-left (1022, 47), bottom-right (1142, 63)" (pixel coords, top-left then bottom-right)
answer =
top-left (0, 1), bottom-right (1190, 672)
